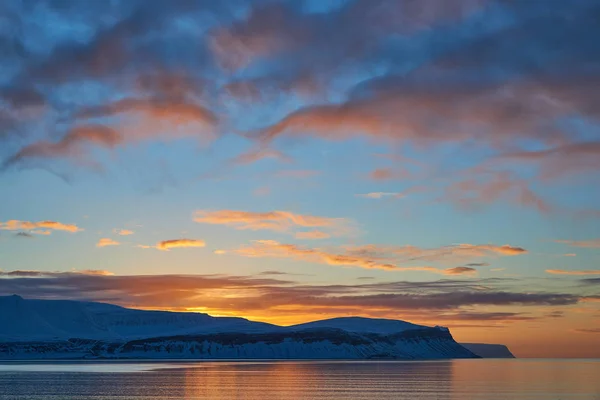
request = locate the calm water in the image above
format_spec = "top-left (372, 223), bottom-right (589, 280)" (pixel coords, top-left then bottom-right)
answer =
top-left (0, 360), bottom-right (599, 399)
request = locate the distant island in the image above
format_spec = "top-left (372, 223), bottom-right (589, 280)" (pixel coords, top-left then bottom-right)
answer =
top-left (0, 295), bottom-right (512, 360)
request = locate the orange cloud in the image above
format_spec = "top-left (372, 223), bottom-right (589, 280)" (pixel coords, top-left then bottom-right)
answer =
top-left (236, 240), bottom-right (400, 270)
top-left (455, 244), bottom-right (527, 256)
top-left (155, 239), bottom-right (206, 251)
top-left (114, 229), bottom-right (134, 236)
top-left (0, 220), bottom-right (82, 233)
top-left (96, 238), bottom-right (120, 248)
top-left (232, 241), bottom-right (526, 272)
top-left (444, 266), bottom-right (477, 275)
top-left (194, 210), bottom-right (351, 236)
top-left (555, 239), bottom-right (600, 248)
top-left (295, 231), bottom-right (331, 240)
top-left (73, 269), bottom-right (115, 276)
top-left (546, 269), bottom-right (600, 276)
top-left (235, 240), bottom-right (488, 273)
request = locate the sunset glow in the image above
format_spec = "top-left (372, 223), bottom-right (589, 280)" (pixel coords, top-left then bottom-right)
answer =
top-left (1, 0), bottom-right (599, 359)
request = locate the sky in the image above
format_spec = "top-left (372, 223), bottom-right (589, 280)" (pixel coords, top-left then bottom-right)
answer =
top-left (0, 0), bottom-right (599, 358)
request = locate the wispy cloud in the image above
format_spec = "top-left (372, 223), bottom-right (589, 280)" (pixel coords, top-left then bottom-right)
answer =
top-left (0, 220), bottom-right (82, 233)
top-left (14, 232), bottom-right (34, 238)
top-left (233, 240), bottom-right (524, 272)
top-left (444, 266), bottom-right (477, 276)
top-left (114, 229), bottom-right (134, 236)
top-left (274, 170), bottom-right (321, 179)
top-left (230, 147), bottom-right (291, 165)
top-left (574, 328), bottom-right (600, 334)
top-left (294, 231), bottom-right (331, 240)
top-left (546, 269), bottom-right (600, 276)
top-left (555, 239), bottom-right (600, 248)
top-left (96, 238), bottom-right (120, 248)
top-left (356, 192), bottom-right (403, 199)
top-left (194, 209), bottom-right (352, 236)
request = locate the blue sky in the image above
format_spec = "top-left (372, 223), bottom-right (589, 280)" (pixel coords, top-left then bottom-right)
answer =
top-left (1, 0), bottom-right (599, 357)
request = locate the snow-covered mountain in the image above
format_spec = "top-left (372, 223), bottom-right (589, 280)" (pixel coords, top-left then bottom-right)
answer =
top-left (0, 295), bottom-right (276, 341)
top-left (0, 295), bottom-right (478, 360)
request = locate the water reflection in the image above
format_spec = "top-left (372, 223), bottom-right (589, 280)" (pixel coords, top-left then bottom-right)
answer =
top-left (0, 360), bottom-right (599, 399)
top-left (182, 361), bottom-right (454, 399)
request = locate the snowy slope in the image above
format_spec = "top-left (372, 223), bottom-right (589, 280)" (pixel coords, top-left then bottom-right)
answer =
top-left (0, 295), bottom-right (277, 341)
top-left (288, 317), bottom-right (423, 334)
top-left (0, 295), bottom-right (66, 340)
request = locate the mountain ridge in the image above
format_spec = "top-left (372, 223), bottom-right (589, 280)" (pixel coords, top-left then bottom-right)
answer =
top-left (0, 295), bottom-right (503, 360)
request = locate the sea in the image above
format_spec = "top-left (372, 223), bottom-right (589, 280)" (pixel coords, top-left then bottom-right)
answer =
top-left (0, 359), bottom-right (599, 399)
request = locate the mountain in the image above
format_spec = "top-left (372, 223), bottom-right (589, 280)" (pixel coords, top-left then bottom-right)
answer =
top-left (460, 343), bottom-right (515, 358)
top-left (0, 295), bottom-right (276, 341)
top-left (0, 295), bottom-right (478, 360)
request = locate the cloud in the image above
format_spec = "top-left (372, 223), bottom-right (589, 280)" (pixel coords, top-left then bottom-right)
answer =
top-left (0, 220), bottom-right (82, 233)
top-left (580, 278), bottom-right (600, 285)
top-left (3, 125), bottom-right (122, 168)
top-left (5, 98), bottom-right (218, 169)
top-left (2, 0), bottom-right (599, 193)
top-left (345, 243), bottom-right (526, 261)
top-left (499, 142), bottom-right (600, 180)
top-left (465, 262), bottom-right (490, 267)
top-left (257, 270), bottom-right (291, 276)
top-left (274, 170), bottom-right (320, 179)
top-left (75, 270), bottom-right (114, 276)
top-left (155, 239), bottom-right (206, 251)
top-left (96, 238), bottom-right (120, 248)
top-left (294, 231), bottom-right (331, 240)
top-left (574, 328), bottom-right (600, 334)
top-left (213, 249), bottom-right (226, 255)
top-left (546, 269), bottom-right (600, 276)
top-left (0, 271), bottom-right (580, 318)
top-left (545, 311), bottom-right (564, 319)
top-left (210, 0), bottom-right (488, 91)
top-left (233, 241), bottom-right (525, 272)
top-left (555, 239), bottom-right (600, 248)
top-left (444, 267), bottom-right (477, 276)
top-left (229, 147), bottom-right (291, 165)
top-left (14, 232), bottom-right (33, 238)
top-left (235, 240), bottom-right (440, 271)
top-left (0, 269), bottom-right (113, 277)
top-left (369, 168), bottom-right (394, 181)
top-left (356, 192), bottom-right (403, 199)
top-left (194, 209), bottom-right (352, 236)
top-left (444, 170), bottom-right (550, 213)
top-left (114, 229), bottom-right (134, 236)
